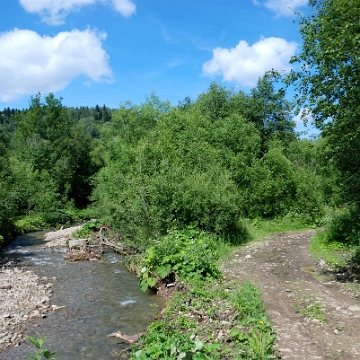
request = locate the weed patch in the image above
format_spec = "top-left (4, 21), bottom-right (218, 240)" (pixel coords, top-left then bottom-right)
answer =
top-left (137, 227), bottom-right (224, 292)
top-left (310, 230), bottom-right (352, 269)
top-left (131, 280), bottom-right (277, 359)
top-left (294, 293), bottom-right (327, 324)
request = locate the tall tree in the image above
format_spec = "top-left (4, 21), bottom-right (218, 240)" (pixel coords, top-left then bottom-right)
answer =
top-left (288, 0), bottom-right (360, 204)
top-left (12, 93), bottom-right (96, 209)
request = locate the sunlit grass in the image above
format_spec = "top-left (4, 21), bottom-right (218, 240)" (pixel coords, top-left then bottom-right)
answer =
top-left (310, 230), bottom-right (352, 269)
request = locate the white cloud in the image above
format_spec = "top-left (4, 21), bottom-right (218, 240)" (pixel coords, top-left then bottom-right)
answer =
top-left (19, 0), bottom-right (136, 25)
top-left (0, 28), bottom-right (113, 102)
top-left (253, 0), bottom-right (308, 17)
top-left (111, 0), bottom-right (136, 17)
top-left (202, 37), bottom-right (297, 87)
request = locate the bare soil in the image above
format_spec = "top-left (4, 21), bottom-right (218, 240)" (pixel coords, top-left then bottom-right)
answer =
top-left (220, 229), bottom-right (360, 360)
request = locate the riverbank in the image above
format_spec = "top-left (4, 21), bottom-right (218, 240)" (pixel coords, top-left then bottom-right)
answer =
top-left (128, 229), bottom-right (360, 359)
top-left (0, 226), bottom-right (164, 360)
top-left (0, 225), bottom-right (82, 353)
top-left (0, 259), bottom-right (54, 352)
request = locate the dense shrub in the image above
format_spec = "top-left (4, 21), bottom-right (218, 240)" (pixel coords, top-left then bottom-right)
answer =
top-left (324, 207), bottom-right (360, 246)
top-left (138, 228), bottom-right (222, 292)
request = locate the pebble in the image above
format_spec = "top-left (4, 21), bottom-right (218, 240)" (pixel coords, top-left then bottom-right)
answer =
top-left (245, 255), bottom-right (252, 259)
top-left (348, 306), bottom-right (360, 312)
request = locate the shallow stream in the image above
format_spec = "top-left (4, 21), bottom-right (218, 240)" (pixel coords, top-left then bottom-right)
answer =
top-left (0, 231), bottom-right (164, 360)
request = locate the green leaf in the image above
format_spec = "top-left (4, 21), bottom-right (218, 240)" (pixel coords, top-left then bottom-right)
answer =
top-left (43, 350), bottom-right (53, 359)
top-left (156, 264), bottom-right (171, 278)
top-left (27, 336), bottom-right (43, 349)
top-left (135, 350), bottom-right (142, 357)
top-left (140, 280), bottom-right (149, 292)
top-left (147, 277), bottom-right (157, 288)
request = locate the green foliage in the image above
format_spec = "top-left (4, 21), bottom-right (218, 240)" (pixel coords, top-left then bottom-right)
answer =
top-left (310, 228), bottom-right (350, 268)
top-left (15, 209), bottom-right (95, 234)
top-left (231, 281), bottom-right (276, 359)
top-left (93, 85), bottom-right (325, 245)
top-left (247, 330), bottom-right (276, 360)
top-left (72, 221), bottom-right (101, 239)
top-left (239, 143), bottom-right (324, 221)
top-left (26, 337), bottom-right (56, 360)
top-left (288, 0), bottom-right (360, 206)
top-left (351, 247), bottom-right (360, 265)
top-left (92, 104), bottom-right (249, 245)
top-left (294, 294), bottom-right (327, 324)
top-left (323, 208), bottom-right (360, 246)
top-left (138, 228), bottom-right (222, 292)
top-left (133, 331), bottom-right (219, 359)
top-left (11, 93), bottom-right (99, 211)
top-left (131, 280), bottom-right (276, 359)
top-left (233, 281), bottom-right (271, 330)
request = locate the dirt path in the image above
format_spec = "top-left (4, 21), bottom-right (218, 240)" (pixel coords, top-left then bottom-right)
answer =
top-left (220, 230), bottom-right (360, 360)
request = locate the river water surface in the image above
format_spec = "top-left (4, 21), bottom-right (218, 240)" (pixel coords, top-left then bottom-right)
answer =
top-left (0, 231), bottom-right (164, 360)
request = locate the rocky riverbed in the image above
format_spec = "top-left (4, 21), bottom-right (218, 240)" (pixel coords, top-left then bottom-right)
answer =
top-left (0, 225), bottom-right (82, 352)
top-left (0, 260), bottom-right (54, 352)
top-left (0, 226), bottom-right (164, 360)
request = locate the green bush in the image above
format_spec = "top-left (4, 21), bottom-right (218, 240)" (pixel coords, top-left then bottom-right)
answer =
top-left (138, 228), bottom-right (222, 292)
top-left (133, 330), bottom-right (219, 359)
top-left (72, 221), bottom-right (101, 239)
top-left (325, 207), bottom-right (360, 246)
top-left (26, 337), bottom-right (56, 360)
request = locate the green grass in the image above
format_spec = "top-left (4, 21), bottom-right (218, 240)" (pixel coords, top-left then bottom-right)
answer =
top-left (294, 293), bottom-right (327, 324)
top-left (310, 230), bottom-right (352, 269)
top-left (243, 216), bottom-right (317, 241)
top-left (71, 221), bottom-right (101, 239)
top-left (14, 208), bottom-right (96, 234)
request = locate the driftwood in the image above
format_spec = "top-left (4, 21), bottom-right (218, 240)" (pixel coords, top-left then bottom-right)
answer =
top-left (0, 285), bottom-right (11, 290)
top-left (99, 225), bottom-right (139, 255)
top-left (99, 225), bottom-right (124, 252)
top-left (108, 331), bottom-right (144, 344)
top-left (66, 225), bottom-right (139, 261)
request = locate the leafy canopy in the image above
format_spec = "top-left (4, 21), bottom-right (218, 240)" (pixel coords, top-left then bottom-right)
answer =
top-left (288, 0), bottom-right (360, 204)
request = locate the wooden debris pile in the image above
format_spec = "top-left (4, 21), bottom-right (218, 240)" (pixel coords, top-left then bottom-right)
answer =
top-left (66, 225), bottom-right (139, 261)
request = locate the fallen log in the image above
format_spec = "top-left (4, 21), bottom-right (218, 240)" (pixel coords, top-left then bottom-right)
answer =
top-left (0, 285), bottom-right (11, 290)
top-left (108, 331), bottom-right (144, 344)
top-left (99, 225), bottom-right (124, 251)
top-left (98, 225), bottom-right (139, 255)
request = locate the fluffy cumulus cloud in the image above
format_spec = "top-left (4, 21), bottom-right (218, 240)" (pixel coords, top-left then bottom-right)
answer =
top-left (111, 0), bottom-right (136, 17)
top-left (253, 0), bottom-right (308, 16)
top-left (19, 0), bottom-right (136, 25)
top-left (0, 28), bottom-right (113, 102)
top-left (202, 37), bottom-right (297, 87)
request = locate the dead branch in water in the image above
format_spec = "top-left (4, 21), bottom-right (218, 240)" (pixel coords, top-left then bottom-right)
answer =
top-left (108, 331), bottom-right (144, 344)
top-left (99, 225), bottom-right (140, 256)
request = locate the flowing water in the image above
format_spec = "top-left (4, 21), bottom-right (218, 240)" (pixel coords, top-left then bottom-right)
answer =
top-left (0, 231), bottom-right (165, 360)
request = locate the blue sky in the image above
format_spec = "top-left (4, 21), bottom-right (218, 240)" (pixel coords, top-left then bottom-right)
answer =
top-left (0, 0), bottom-right (313, 132)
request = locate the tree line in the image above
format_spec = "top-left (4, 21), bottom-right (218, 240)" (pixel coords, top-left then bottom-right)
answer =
top-left (0, 76), bottom-right (338, 247)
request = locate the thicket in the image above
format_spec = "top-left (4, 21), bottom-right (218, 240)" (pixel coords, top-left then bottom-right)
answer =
top-left (92, 76), bottom-right (329, 248)
top-left (0, 95), bottom-right (109, 245)
top-left (0, 74), bottom-right (341, 248)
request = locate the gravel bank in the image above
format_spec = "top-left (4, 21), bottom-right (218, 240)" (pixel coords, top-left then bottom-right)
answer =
top-left (0, 225), bottom-right (82, 353)
top-left (0, 262), bottom-right (54, 352)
